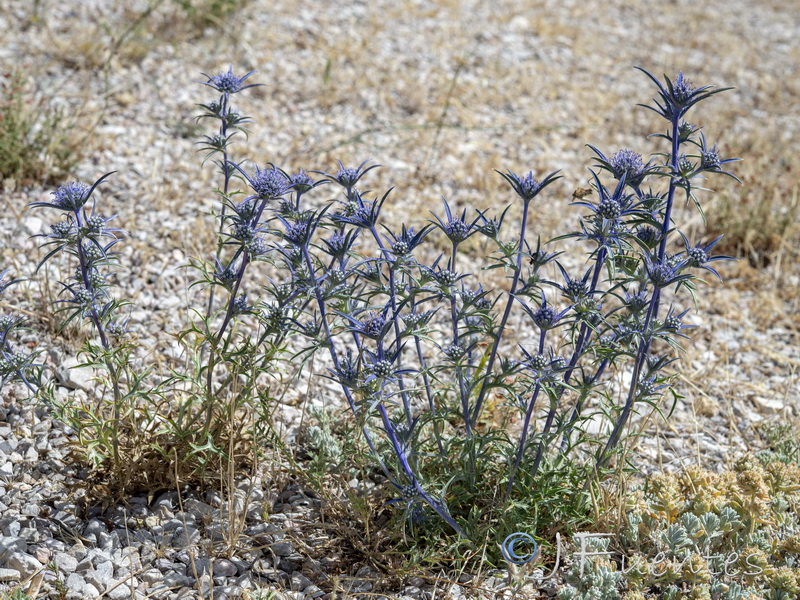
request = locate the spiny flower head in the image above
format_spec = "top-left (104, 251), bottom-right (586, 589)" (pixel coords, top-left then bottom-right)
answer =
top-left (557, 264), bottom-right (591, 302)
top-left (245, 236), bottom-right (268, 256)
top-left (624, 290), bottom-right (649, 314)
top-left (701, 147), bottom-right (720, 170)
top-left (72, 286), bottom-right (95, 306)
top-left (392, 240), bottom-right (409, 256)
top-left (385, 224), bottom-right (430, 260)
top-left (403, 310), bottom-right (434, 330)
top-left (444, 218), bottom-right (471, 243)
top-left (316, 159), bottom-right (380, 191)
top-left (636, 225), bottom-right (661, 248)
top-left (359, 311), bottom-right (387, 339)
top-left (31, 172), bottom-right (114, 214)
top-left (672, 72), bottom-right (696, 104)
top-left (442, 343), bottom-right (465, 362)
top-left (610, 148), bottom-right (645, 183)
top-left (527, 352), bottom-right (548, 371)
top-left (321, 229), bottom-right (358, 261)
top-left (369, 359), bottom-right (394, 379)
top-left (638, 377), bottom-right (658, 398)
top-left (290, 169), bottom-right (315, 194)
top-left (249, 165), bottom-right (290, 199)
top-left (598, 197), bottom-right (622, 219)
top-left (431, 197), bottom-right (479, 245)
top-left (213, 260), bottom-right (238, 290)
top-left (50, 220), bottom-right (74, 239)
top-left (688, 246), bottom-right (708, 266)
top-left (588, 146), bottom-right (652, 189)
top-left (664, 313), bottom-right (683, 332)
top-left (232, 222), bottom-right (256, 241)
top-left (332, 348), bottom-right (360, 388)
top-left (643, 253), bottom-right (691, 289)
top-left (233, 198), bottom-right (257, 222)
top-left (232, 294), bottom-right (250, 315)
top-left (0, 314), bottom-right (20, 332)
top-left (81, 242), bottom-right (105, 263)
top-left (333, 190), bottom-right (389, 229)
top-left (516, 292), bottom-right (571, 332)
top-left (335, 167), bottom-right (360, 188)
top-left (678, 121), bottom-right (697, 140)
top-left (0, 352), bottom-right (30, 376)
top-left (677, 231), bottom-right (732, 280)
top-left (83, 215), bottom-right (107, 234)
top-left (636, 67), bottom-right (731, 122)
top-left (534, 305), bottom-right (557, 328)
top-left (431, 268), bottom-right (460, 289)
top-left (496, 168), bottom-right (562, 202)
top-left (282, 219), bottom-right (311, 246)
top-left (105, 319), bottom-right (129, 338)
top-left (399, 484), bottom-right (418, 502)
top-left (696, 132), bottom-right (740, 179)
top-left (202, 66), bottom-right (258, 94)
top-left (53, 182), bottom-right (90, 211)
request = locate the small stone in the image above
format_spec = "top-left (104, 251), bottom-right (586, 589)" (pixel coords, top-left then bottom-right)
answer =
top-left (152, 558), bottom-right (174, 570)
top-left (94, 560), bottom-right (114, 587)
top-left (173, 525), bottom-right (200, 545)
top-left (55, 551), bottom-right (79, 573)
top-left (66, 572), bottom-right (86, 592)
top-left (1, 520), bottom-right (21, 537)
top-left (68, 542), bottom-right (88, 561)
top-left (23, 216), bottom-right (43, 235)
top-left (54, 356), bottom-right (96, 392)
top-left (271, 541), bottom-right (293, 557)
top-left (213, 559), bottom-right (237, 578)
top-left (75, 557), bottom-right (93, 572)
top-left (753, 396), bottom-right (788, 414)
top-left (107, 582), bottom-right (134, 600)
top-left (162, 572), bottom-right (194, 588)
top-left (291, 571), bottom-right (313, 591)
top-left (0, 537), bottom-right (27, 560)
top-left (184, 498), bottom-right (215, 519)
top-left (0, 567), bottom-right (21, 582)
top-left (5, 552), bottom-right (42, 578)
top-left (143, 516), bottom-right (161, 529)
top-left (34, 547), bottom-right (52, 564)
top-left (140, 568), bottom-right (163, 584)
top-left (21, 503), bottom-right (39, 517)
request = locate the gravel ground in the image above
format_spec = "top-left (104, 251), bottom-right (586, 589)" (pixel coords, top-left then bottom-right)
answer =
top-left (1, 0), bottom-right (799, 598)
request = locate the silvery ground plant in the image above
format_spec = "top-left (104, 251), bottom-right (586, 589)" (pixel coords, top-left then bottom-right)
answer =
top-left (1, 67), bottom-right (739, 553)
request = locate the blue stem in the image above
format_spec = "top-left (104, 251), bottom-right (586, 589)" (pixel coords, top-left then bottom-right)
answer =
top-left (471, 198), bottom-right (531, 428)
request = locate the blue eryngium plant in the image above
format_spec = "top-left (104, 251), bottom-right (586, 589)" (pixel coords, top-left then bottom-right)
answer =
top-left (0, 270), bottom-right (41, 392)
top-left (19, 66), bottom-right (737, 541)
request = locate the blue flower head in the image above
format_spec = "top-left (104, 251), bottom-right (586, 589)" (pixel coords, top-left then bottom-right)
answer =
top-left (636, 67), bottom-right (731, 122)
top-left (316, 159), bottom-right (381, 191)
top-left (31, 172), bottom-right (114, 214)
top-left (496, 168), bottom-right (562, 202)
top-left (202, 66), bottom-right (259, 94)
top-left (697, 132), bottom-right (740, 180)
top-left (249, 165), bottom-right (290, 199)
top-left (671, 72), bottom-right (695, 104)
top-left (53, 182), bottom-right (90, 211)
top-left (430, 197), bottom-right (480, 245)
top-left (290, 169), bottom-right (315, 194)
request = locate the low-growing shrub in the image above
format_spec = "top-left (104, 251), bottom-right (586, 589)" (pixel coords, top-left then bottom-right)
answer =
top-left (580, 454), bottom-right (800, 599)
top-left (0, 71), bottom-right (81, 187)
top-left (1, 67), bottom-right (740, 557)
